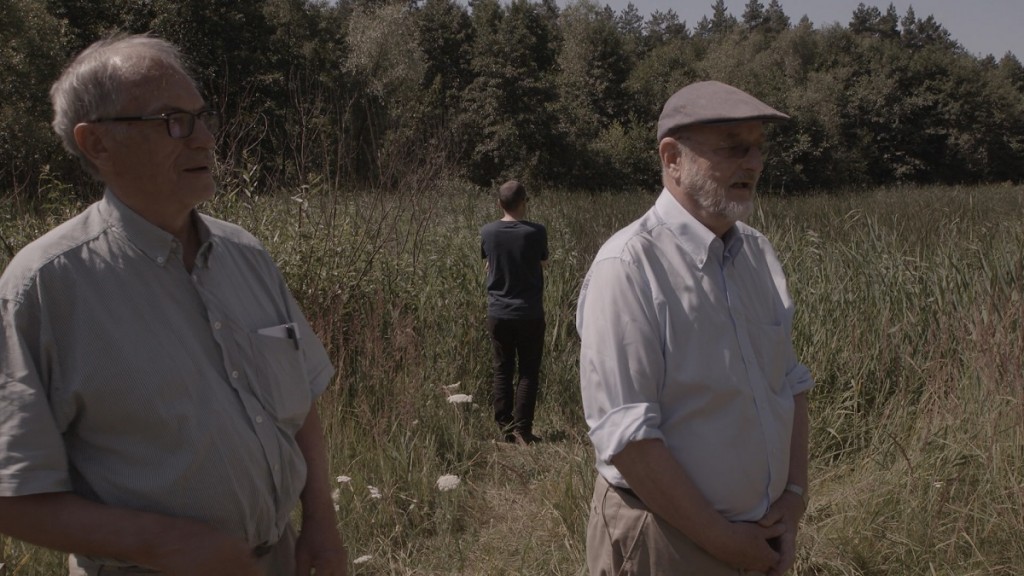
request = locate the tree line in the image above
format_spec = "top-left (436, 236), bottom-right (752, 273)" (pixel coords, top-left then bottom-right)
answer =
top-left (3, 0), bottom-right (1023, 196)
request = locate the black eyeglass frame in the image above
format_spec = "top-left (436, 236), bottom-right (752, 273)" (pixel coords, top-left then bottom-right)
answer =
top-left (92, 109), bottom-right (221, 139)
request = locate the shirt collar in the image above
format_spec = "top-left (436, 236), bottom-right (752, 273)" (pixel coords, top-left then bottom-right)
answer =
top-left (97, 190), bottom-right (215, 269)
top-left (654, 188), bottom-right (744, 270)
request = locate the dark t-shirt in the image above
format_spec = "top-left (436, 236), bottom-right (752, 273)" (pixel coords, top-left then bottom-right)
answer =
top-left (480, 220), bottom-right (548, 319)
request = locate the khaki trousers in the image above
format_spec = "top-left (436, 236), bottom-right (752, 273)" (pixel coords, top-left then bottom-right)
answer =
top-left (68, 524), bottom-right (297, 576)
top-left (586, 475), bottom-right (760, 576)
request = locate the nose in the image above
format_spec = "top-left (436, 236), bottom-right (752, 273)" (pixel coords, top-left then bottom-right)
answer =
top-left (187, 117), bottom-right (217, 149)
top-left (741, 145), bottom-right (765, 171)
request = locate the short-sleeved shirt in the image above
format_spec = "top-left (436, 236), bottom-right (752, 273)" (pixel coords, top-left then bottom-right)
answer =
top-left (576, 189), bottom-right (814, 522)
top-left (480, 220), bottom-right (548, 319)
top-left (0, 191), bottom-right (334, 556)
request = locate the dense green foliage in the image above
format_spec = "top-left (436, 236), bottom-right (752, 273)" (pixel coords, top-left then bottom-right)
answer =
top-left (2, 0), bottom-right (1024, 196)
top-left (2, 182), bottom-right (1022, 574)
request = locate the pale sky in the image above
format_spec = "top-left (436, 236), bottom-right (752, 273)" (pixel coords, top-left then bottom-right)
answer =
top-left (587, 0), bottom-right (1023, 59)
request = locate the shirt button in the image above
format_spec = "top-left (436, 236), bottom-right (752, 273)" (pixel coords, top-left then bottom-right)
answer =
top-left (231, 370), bottom-right (239, 378)
top-left (157, 256), bottom-right (165, 264)
top-left (255, 415), bottom-right (264, 424)
top-left (213, 321), bottom-right (222, 330)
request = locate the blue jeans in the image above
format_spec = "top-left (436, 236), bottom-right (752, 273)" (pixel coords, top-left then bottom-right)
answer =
top-left (486, 316), bottom-right (545, 434)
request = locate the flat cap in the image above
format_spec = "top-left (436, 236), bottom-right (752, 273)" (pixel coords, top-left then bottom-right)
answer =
top-left (657, 80), bottom-right (789, 141)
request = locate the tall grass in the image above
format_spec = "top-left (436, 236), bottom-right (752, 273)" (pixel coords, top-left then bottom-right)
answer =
top-left (1, 183), bottom-right (1022, 575)
top-left (761, 187), bottom-right (1024, 575)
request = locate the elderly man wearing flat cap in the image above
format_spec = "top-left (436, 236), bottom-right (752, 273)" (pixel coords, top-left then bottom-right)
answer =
top-left (576, 80), bottom-right (814, 575)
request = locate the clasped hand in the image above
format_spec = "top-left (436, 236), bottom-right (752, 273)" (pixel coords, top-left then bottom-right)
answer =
top-left (755, 490), bottom-right (805, 576)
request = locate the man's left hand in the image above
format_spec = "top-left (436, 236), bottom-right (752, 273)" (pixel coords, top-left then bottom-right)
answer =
top-left (295, 520), bottom-right (348, 576)
top-left (757, 490), bottom-right (805, 576)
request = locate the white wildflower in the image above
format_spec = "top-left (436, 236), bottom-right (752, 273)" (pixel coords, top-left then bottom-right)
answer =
top-left (444, 382), bottom-right (461, 390)
top-left (368, 485), bottom-right (382, 499)
top-left (336, 475), bottom-right (351, 484)
top-left (353, 555), bottom-right (373, 564)
top-left (447, 394), bottom-right (473, 404)
top-left (436, 474), bottom-right (461, 492)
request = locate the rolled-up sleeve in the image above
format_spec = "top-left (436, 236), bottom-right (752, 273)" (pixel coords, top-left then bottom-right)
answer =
top-left (762, 239), bottom-right (816, 397)
top-left (0, 297), bottom-right (71, 497)
top-left (282, 288), bottom-right (334, 400)
top-left (785, 361), bottom-right (815, 395)
top-left (778, 304), bottom-right (815, 396)
top-left (578, 257), bottom-right (666, 465)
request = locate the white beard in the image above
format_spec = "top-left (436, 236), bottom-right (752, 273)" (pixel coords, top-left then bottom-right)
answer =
top-left (680, 155), bottom-right (754, 223)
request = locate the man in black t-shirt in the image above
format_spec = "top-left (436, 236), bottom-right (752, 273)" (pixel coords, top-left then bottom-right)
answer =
top-left (480, 180), bottom-right (548, 444)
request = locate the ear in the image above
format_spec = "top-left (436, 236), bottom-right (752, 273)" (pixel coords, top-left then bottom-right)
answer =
top-left (658, 137), bottom-right (683, 178)
top-left (74, 122), bottom-right (114, 171)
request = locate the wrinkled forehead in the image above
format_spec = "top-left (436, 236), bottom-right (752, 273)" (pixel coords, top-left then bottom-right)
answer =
top-left (117, 59), bottom-right (201, 113)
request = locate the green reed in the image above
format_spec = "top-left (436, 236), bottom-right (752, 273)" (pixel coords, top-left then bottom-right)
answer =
top-left (1, 183), bottom-right (1021, 575)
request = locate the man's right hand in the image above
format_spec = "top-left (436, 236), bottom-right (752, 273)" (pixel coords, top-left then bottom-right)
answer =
top-left (151, 524), bottom-right (264, 576)
top-left (612, 441), bottom-right (788, 573)
top-left (703, 520), bottom-right (785, 573)
top-left (0, 493), bottom-right (264, 576)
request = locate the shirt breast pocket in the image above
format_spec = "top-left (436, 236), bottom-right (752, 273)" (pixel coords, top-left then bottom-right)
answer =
top-left (247, 331), bottom-right (312, 432)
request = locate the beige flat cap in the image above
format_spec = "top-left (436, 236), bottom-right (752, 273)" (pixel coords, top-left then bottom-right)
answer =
top-left (657, 80), bottom-right (790, 141)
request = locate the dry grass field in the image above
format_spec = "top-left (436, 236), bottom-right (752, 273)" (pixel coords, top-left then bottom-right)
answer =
top-left (1, 181), bottom-right (1022, 575)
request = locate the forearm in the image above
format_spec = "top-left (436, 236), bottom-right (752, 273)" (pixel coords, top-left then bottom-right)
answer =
top-left (611, 438), bottom-right (784, 571)
top-left (296, 405), bottom-right (337, 528)
top-left (754, 393), bottom-right (810, 575)
top-left (611, 439), bottom-right (731, 552)
top-left (0, 492), bottom-right (232, 567)
top-left (294, 404), bottom-right (348, 574)
top-left (788, 393), bottom-right (809, 491)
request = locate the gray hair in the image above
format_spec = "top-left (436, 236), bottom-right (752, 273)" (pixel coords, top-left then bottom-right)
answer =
top-left (49, 33), bottom-right (193, 177)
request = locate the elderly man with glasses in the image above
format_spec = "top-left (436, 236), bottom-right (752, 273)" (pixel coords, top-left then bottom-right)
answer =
top-left (0, 34), bottom-right (348, 575)
top-left (577, 81), bottom-right (815, 576)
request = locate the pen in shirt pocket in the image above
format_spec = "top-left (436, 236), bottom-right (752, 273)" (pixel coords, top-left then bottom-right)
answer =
top-left (285, 323), bottom-right (300, 350)
top-left (257, 322), bottom-right (300, 350)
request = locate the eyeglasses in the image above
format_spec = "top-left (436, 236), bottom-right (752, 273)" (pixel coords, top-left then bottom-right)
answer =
top-left (710, 143), bottom-right (770, 160)
top-left (93, 109), bottom-right (221, 139)
top-left (680, 139), bottom-right (769, 160)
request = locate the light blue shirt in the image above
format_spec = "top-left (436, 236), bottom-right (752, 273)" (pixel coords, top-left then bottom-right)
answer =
top-left (577, 189), bottom-right (814, 521)
top-left (0, 191), bottom-right (333, 555)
